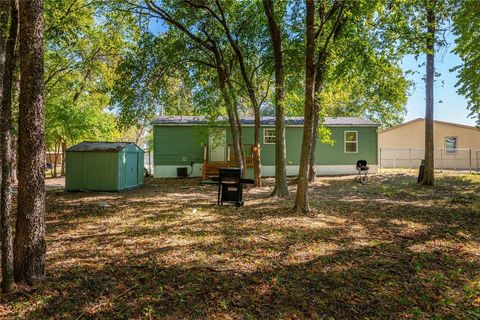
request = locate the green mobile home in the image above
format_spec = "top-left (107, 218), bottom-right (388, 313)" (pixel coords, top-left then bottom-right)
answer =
top-left (152, 116), bottom-right (379, 178)
top-left (66, 142), bottom-right (144, 191)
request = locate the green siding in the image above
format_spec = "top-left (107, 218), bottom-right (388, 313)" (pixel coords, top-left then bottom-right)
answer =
top-left (315, 126), bottom-right (378, 165)
top-left (282, 126), bottom-right (378, 165)
top-left (154, 124), bottom-right (378, 174)
top-left (225, 125), bottom-right (378, 166)
top-left (66, 152), bottom-right (119, 191)
top-left (66, 144), bottom-right (144, 191)
top-left (154, 126), bottom-right (206, 165)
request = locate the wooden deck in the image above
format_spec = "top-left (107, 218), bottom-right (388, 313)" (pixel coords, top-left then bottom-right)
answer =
top-left (202, 144), bottom-right (254, 179)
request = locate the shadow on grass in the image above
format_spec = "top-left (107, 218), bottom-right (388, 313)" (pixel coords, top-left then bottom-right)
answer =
top-left (3, 173), bottom-right (479, 319)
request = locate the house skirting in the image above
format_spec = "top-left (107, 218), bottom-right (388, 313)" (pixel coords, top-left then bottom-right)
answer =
top-left (154, 164), bottom-right (378, 178)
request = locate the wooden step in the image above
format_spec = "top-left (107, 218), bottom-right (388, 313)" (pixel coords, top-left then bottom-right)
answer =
top-left (203, 162), bottom-right (230, 179)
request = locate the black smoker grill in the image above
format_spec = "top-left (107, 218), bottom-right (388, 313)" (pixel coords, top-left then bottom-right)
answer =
top-left (216, 168), bottom-right (253, 207)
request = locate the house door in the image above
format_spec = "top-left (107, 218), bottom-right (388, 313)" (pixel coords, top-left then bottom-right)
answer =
top-left (126, 153), bottom-right (138, 187)
top-left (209, 129), bottom-right (226, 162)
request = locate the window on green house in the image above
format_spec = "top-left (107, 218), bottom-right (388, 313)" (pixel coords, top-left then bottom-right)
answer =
top-left (444, 136), bottom-right (457, 154)
top-left (344, 131), bottom-right (358, 153)
top-left (264, 128), bottom-right (276, 144)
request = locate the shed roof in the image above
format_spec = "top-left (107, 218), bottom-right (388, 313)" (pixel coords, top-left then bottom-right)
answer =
top-left (66, 141), bottom-right (143, 152)
top-left (152, 116), bottom-right (379, 127)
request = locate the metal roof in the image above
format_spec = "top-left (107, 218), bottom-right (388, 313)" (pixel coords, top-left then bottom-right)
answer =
top-left (152, 116), bottom-right (379, 126)
top-left (66, 141), bottom-right (142, 152)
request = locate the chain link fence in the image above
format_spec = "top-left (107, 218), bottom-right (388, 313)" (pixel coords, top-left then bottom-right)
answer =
top-left (144, 151), bottom-right (154, 175)
top-left (379, 148), bottom-right (480, 173)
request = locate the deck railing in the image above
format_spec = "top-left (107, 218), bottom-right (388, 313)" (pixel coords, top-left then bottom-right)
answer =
top-left (227, 144), bottom-right (254, 166)
top-left (202, 144), bottom-right (254, 179)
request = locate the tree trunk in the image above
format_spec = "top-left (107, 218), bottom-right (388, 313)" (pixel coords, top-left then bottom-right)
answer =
top-left (293, 0), bottom-right (315, 213)
top-left (308, 57), bottom-right (327, 183)
top-left (252, 106), bottom-right (261, 187)
top-left (10, 130), bottom-right (17, 183)
top-left (135, 126), bottom-right (145, 145)
top-left (308, 109), bottom-right (320, 182)
top-left (215, 6), bottom-right (261, 187)
top-left (52, 140), bottom-right (61, 178)
top-left (61, 140), bottom-right (67, 176)
top-left (263, 0), bottom-right (289, 197)
top-left (0, 0), bottom-right (18, 293)
top-left (0, 0), bottom-right (7, 99)
top-left (72, 68), bottom-right (91, 103)
top-left (421, 1), bottom-right (435, 186)
top-left (307, 0), bottom-right (346, 183)
top-left (0, 0), bottom-right (9, 195)
top-left (141, 2), bottom-right (247, 178)
top-left (14, 0), bottom-right (46, 285)
top-left (217, 65), bottom-right (245, 173)
top-left (226, 43), bottom-right (261, 185)
top-left (223, 79), bottom-right (248, 177)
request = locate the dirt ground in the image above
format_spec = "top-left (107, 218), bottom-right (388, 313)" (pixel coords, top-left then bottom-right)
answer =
top-left (13, 177), bottom-right (65, 192)
top-left (1, 172), bottom-right (479, 319)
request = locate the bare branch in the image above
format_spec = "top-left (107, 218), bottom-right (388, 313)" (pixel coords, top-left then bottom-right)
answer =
top-left (144, 0), bottom-right (214, 51)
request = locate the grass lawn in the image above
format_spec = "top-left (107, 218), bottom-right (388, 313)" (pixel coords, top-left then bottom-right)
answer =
top-left (1, 172), bottom-right (480, 319)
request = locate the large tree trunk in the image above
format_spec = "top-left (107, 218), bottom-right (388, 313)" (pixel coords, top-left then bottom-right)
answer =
top-left (421, 1), bottom-right (435, 186)
top-left (226, 43), bottom-right (261, 186)
top-left (214, 3), bottom-right (262, 187)
top-left (308, 58), bottom-right (327, 183)
top-left (0, 0), bottom-right (9, 194)
top-left (252, 106), bottom-right (261, 187)
top-left (14, 0), bottom-right (46, 285)
top-left (217, 65), bottom-right (245, 173)
top-left (308, 109), bottom-right (320, 182)
top-left (0, 0), bottom-right (17, 293)
top-left (0, 0), bottom-right (7, 101)
top-left (293, 0), bottom-right (316, 213)
top-left (263, 0), bottom-right (289, 197)
top-left (307, 1), bottom-right (346, 183)
top-left (226, 79), bottom-right (247, 175)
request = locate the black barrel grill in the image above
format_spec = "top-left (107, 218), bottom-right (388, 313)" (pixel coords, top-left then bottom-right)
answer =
top-left (216, 168), bottom-right (253, 207)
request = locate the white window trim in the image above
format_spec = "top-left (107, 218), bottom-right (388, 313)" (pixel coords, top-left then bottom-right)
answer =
top-left (444, 136), bottom-right (458, 154)
top-left (263, 128), bottom-right (276, 144)
top-left (344, 130), bottom-right (358, 153)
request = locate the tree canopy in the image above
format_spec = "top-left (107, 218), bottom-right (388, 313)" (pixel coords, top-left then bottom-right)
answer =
top-left (44, 0), bottom-right (142, 148)
top-left (452, 0), bottom-right (480, 125)
top-left (25, 0), bottom-right (479, 153)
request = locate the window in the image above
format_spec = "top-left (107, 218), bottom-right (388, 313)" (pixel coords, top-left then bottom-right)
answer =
top-left (344, 131), bottom-right (358, 153)
top-left (264, 128), bottom-right (276, 144)
top-left (445, 136), bottom-right (457, 154)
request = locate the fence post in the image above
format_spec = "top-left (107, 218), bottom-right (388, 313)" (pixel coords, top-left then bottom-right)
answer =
top-left (149, 151), bottom-right (151, 174)
top-left (475, 151), bottom-right (480, 172)
top-left (440, 148), bottom-right (443, 172)
top-left (379, 148), bottom-right (382, 173)
top-left (469, 149), bottom-right (472, 173)
top-left (454, 150), bottom-right (456, 171)
top-left (409, 148), bottom-right (412, 172)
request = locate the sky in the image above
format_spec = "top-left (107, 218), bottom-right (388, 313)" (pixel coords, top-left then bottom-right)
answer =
top-left (401, 33), bottom-right (475, 126)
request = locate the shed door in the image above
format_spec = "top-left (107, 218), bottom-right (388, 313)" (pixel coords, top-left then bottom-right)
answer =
top-left (209, 129), bottom-right (226, 162)
top-left (126, 152), bottom-right (138, 187)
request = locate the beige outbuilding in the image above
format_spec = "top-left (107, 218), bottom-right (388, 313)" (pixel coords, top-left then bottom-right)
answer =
top-left (378, 118), bottom-right (480, 171)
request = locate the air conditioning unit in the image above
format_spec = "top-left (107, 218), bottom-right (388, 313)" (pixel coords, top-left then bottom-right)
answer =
top-left (177, 167), bottom-right (188, 178)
